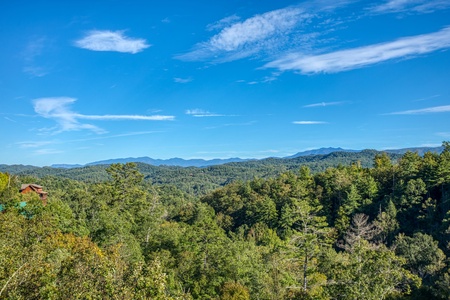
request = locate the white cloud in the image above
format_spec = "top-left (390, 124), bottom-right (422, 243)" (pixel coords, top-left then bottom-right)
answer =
top-left (23, 66), bottom-right (48, 77)
top-left (18, 141), bottom-right (54, 148)
top-left (22, 37), bottom-right (51, 77)
top-left (174, 77), bottom-right (193, 83)
top-left (4, 117), bottom-right (17, 123)
top-left (209, 8), bottom-right (302, 51)
top-left (176, 6), bottom-right (308, 62)
top-left (387, 105), bottom-right (450, 115)
top-left (33, 97), bottom-right (174, 134)
top-left (293, 121), bottom-right (328, 124)
top-left (185, 109), bottom-right (224, 117)
top-left (77, 114), bottom-right (174, 121)
top-left (303, 101), bottom-right (345, 107)
top-left (371, 0), bottom-right (450, 14)
top-left (265, 26), bottom-right (450, 74)
top-left (22, 37), bottom-right (46, 62)
top-left (436, 132), bottom-right (450, 138)
top-left (176, 0), bottom-right (354, 63)
top-left (413, 94), bottom-right (440, 102)
top-left (206, 15), bottom-right (241, 31)
top-left (420, 143), bottom-right (442, 147)
top-left (33, 97), bottom-right (97, 134)
top-left (75, 30), bottom-right (150, 54)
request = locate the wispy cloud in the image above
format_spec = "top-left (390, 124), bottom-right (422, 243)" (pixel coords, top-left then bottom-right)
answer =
top-left (18, 141), bottom-right (54, 149)
top-left (436, 132), bottom-right (450, 138)
top-left (293, 121), bottom-right (328, 124)
top-left (303, 101), bottom-right (345, 107)
top-left (23, 66), bottom-right (49, 77)
top-left (174, 77), bottom-right (193, 83)
top-left (4, 117), bottom-right (17, 123)
top-left (413, 94), bottom-right (440, 102)
top-left (33, 97), bottom-right (104, 134)
top-left (237, 75), bottom-right (281, 85)
top-left (176, 0), bottom-right (354, 63)
top-left (206, 15), bottom-right (241, 31)
top-left (33, 97), bottom-right (174, 134)
top-left (76, 114), bottom-right (173, 121)
top-left (371, 0), bottom-right (450, 14)
top-left (185, 109), bottom-right (224, 117)
top-left (22, 37), bottom-right (46, 61)
top-left (420, 143), bottom-right (442, 147)
top-left (387, 105), bottom-right (450, 115)
top-left (22, 37), bottom-right (51, 77)
top-left (74, 30), bottom-right (150, 54)
top-left (176, 6), bottom-right (308, 62)
top-left (265, 26), bottom-right (450, 74)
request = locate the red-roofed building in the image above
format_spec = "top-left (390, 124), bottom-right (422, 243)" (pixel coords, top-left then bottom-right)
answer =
top-left (19, 184), bottom-right (48, 205)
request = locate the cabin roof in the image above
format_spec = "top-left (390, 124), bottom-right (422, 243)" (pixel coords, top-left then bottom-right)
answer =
top-left (20, 183), bottom-right (43, 190)
top-left (20, 184), bottom-right (48, 196)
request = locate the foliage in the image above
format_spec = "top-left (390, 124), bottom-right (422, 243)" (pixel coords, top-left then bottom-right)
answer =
top-left (1, 143), bottom-right (450, 299)
top-left (0, 150), bottom-right (401, 196)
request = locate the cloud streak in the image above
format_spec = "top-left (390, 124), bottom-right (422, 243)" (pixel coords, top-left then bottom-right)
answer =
top-left (387, 105), bottom-right (450, 115)
top-left (77, 114), bottom-right (174, 121)
top-left (33, 97), bottom-right (174, 134)
top-left (206, 15), bottom-right (241, 31)
top-left (174, 77), bottom-right (193, 83)
top-left (303, 101), bottom-right (345, 107)
top-left (265, 26), bottom-right (450, 74)
top-left (293, 121), bottom-right (328, 124)
top-left (185, 109), bottom-right (225, 117)
top-left (18, 141), bottom-right (54, 148)
top-left (371, 0), bottom-right (450, 14)
top-left (413, 94), bottom-right (440, 102)
top-left (75, 30), bottom-right (150, 54)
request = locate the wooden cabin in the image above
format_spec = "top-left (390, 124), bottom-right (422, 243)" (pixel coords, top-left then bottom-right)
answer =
top-left (19, 184), bottom-right (48, 205)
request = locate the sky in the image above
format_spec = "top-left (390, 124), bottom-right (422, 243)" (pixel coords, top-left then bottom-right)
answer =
top-left (1, 0), bottom-right (450, 166)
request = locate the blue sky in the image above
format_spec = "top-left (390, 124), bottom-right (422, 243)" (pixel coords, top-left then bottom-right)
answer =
top-left (1, 0), bottom-right (450, 166)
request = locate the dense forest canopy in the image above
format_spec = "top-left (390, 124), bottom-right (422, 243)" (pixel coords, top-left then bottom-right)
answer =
top-left (0, 150), bottom-right (403, 196)
top-left (1, 144), bottom-right (450, 299)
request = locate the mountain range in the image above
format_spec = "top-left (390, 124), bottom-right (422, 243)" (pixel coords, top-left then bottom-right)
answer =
top-left (50, 146), bottom-right (444, 168)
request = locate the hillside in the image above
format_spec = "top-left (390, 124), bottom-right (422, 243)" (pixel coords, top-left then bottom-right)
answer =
top-left (1, 145), bottom-right (450, 299)
top-left (0, 150), bottom-right (402, 195)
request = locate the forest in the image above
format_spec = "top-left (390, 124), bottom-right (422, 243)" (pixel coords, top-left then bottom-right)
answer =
top-left (0, 149), bottom-right (403, 196)
top-left (1, 144), bottom-right (450, 299)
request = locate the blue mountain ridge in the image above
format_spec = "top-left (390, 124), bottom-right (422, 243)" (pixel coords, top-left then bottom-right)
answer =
top-left (50, 146), bottom-right (444, 169)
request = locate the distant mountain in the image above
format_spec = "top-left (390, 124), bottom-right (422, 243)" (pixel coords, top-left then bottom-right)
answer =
top-left (80, 157), bottom-right (250, 168)
top-left (286, 146), bottom-right (444, 159)
top-left (384, 146), bottom-right (444, 156)
top-left (52, 164), bottom-right (84, 169)
top-left (2, 149), bottom-right (404, 196)
top-left (285, 147), bottom-right (360, 158)
top-left (42, 145), bottom-right (443, 169)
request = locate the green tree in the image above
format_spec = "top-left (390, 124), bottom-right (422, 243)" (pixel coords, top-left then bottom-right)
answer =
top-left (398, 151), bottom-right (422, 181)
top-left (394, 232), bottom-right (446, 282)
top-left (326, 214), bottom-right (420, 299)
top-left (287, 199), bottom-right (330, 298)
top-left (374, 199), bottom-right (399, 245)
top-left (220, 281), bottom-right (250, 300)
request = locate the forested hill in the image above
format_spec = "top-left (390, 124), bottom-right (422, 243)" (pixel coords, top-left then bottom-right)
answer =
top-left (1, 145), bottom-right (450, 299)
top-left (1, 150), bottom-right (402, 195)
